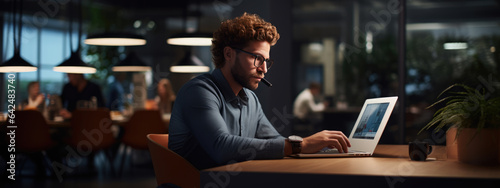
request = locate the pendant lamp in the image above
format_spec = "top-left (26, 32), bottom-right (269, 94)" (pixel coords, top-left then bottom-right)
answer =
top-left (85, 32), bottom-right (146, 46)
top-left (112, 51), bottom-right (151, 72)
top-left (53, 0), bottom-right (96, 74)
top-left (166, 1), bottom-right (212, 46)
top-left (0, 0), bottom-right (37, 72)
top-left (170, 50), bottom-right (209, 73)
top-left (167, 33), bottom-right (212, 46)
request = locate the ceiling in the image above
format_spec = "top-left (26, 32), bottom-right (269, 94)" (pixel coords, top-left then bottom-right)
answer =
top-left (0, 0), bottom-right (217, 21)
top-left (291, 0), bottom-right (500, 40)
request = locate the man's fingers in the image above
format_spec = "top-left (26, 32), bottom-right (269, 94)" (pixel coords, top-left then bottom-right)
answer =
top-left (330, 140), bottom-right (343, 153)
top-left (327, 133), bottom-right (349, 153)
top-left (332, 131), bottom-right (351, 148)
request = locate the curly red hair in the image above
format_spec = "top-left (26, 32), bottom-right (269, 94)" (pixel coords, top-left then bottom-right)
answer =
top-left (211, 12), bottom-right (280, 68)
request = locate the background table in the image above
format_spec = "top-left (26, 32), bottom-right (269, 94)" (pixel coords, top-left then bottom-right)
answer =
top-left (201, 145), bottom-right (500, 188)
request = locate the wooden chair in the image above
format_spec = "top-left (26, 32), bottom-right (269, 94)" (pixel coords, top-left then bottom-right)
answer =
top-left (3, 110), bottom-right (56, 175)
top-left (8, 110), bottom-right (56, 152)
top-left (147, 134), bottom-right (200, 188)
top-left (68, 108), bottom-right (115, 150)
top-left (67, 108), bottom-right (116, 173)
top-left (118, 110), bottom-right (167, 173)
top-left (121, 110), bottom-right (167, 150)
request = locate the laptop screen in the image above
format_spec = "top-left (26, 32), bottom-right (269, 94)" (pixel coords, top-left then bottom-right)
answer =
top-left (352, 102), bottom-right (390, 140)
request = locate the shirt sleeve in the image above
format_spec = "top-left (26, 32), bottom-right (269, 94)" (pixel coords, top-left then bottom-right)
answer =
top-left (60, 84), bottom-right (69, 109)
top-left (181, 83), bottom-right (285, 165)
top-left (108, 84), bottom-right (124, 111)
top-left (306, 91), bottom-right (325, 112)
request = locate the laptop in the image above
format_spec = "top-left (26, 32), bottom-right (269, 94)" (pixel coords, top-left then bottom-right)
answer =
top-left (292, 96), bottom-right (398, 158)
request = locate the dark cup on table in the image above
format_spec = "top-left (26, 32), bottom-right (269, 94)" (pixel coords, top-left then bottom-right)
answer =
top-left (409, 141), bottom-right (433, 161)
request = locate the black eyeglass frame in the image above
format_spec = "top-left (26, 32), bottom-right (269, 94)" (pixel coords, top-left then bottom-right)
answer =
top-left (231, 47), bottom-right (274, 70)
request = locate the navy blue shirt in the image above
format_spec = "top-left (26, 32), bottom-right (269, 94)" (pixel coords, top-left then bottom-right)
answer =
top-left (169, 69), bottom-right (285, 169)
top-left (61, 81), bottom-right (105, 112)
top-left (107, 80), bottom-right (125, 111)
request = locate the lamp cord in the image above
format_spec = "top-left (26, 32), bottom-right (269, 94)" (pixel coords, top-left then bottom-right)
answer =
top-left (183, 0), bottom-right (202, 33)
top-left (196, 0), bottom-right (201, 32)
top-left (68, 0), bottom-right (83, 54)
top-left (12, 0), bottom-right (22, 55)
top-left (68, 0), bottom-right (74, 53)
top-left (182, 1), bottom-right (187, 32)
top-left (77, 0), bottom-right (82, 53)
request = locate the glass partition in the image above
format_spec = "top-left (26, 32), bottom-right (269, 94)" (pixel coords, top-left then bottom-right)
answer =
top-left (292, 0), bottom-right (500, 143)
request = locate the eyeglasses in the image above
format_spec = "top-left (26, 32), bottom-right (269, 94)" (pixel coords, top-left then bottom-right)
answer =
top-left (232, 48), bottom-right (274, 70)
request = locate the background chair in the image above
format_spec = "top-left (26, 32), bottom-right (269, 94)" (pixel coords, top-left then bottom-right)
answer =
top-left (117, 110), bottom-right (168, 173)
top-left (121, 110), bottom-right (167, 149)
top-left (2, 110), bottom-right (56, 176)
top-left (67, 108), bottom-right (116, 175)
top-left (147, 134), bottom-right (199, 188)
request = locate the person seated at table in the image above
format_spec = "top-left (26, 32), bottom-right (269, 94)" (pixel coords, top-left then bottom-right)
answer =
top-left (169, 13), bottom-right (350, 170)
top-left (59, 73), bottom-right (105, 119)
top-left (154, 78), bottom-right (176, 114)
top-left (23, 81), bottom-right (45, 111)
top-left (107, 72), bottom-right (127, 113)
top-left (293, 82), bottom-right (328, 121)
top-left (292, 82), bottom-right (329, 134)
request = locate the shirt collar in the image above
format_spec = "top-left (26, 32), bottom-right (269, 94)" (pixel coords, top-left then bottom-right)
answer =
top-left (212, 69), bottom-right (249, 106)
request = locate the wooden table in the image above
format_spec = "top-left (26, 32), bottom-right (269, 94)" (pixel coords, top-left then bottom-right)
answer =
top-left (46, 113), bottom-right (171, 128)
top-left (201, 145), bottom-right (500, 188)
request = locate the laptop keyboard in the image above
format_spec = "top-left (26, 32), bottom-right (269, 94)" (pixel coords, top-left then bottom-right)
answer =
top-left (319, 148), bottom-right (363, 154)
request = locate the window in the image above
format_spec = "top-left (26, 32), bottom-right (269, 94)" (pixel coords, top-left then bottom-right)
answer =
top-left (2, 17), bottom-right (65, 111)
top-left (405, 0), bottom-right (500, 142)
top-left (292, 0), bottom-right (500, 144)
top-left (292, 0), bottom-right (400, 143)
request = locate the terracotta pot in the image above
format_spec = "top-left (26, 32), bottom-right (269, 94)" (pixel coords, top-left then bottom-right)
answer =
top-left (456, 128), bottom-right (500, 165)
top-left (446, 127), bottom-right (458, 160)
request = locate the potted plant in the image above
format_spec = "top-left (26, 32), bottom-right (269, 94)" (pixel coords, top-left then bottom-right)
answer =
top-left (419, 83), bottom-right (500, 165)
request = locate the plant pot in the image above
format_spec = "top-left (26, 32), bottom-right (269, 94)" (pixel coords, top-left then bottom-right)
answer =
top-left (456, 128), bottom-right (500, 165)
top-left (446, 127), bottom-right (458, 160)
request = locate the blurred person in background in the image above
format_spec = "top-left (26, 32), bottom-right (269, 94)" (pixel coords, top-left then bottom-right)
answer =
top-left (293, 82), bottom-right (329, 123)
top-left (23, 81), bottom-right (45, 111)
top-left (155, 78), bottom-right (176, 114)
top-left (59, 73), bottom-right (105, 119)
top-left (107, 72), bottom-right (127, 113)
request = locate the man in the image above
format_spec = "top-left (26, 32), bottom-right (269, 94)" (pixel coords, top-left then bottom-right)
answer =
top-left (107, 72), bottom-right (127, 112)
top-left (293, 82), bottom-right (329, 122)
top-left (169, 13), bottom-right (350, 170)
top-left (59, 73), bottom-right (105, 119)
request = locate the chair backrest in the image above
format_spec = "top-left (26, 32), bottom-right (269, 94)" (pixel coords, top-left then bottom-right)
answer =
top-left (147, 134), bottom-right (200, 188)
top-left (5, 110), bottom-right (54, 152)
top-left (69, 108), bottom-right (115, 151)
top-left (122, 110), bottom-right (167, 150)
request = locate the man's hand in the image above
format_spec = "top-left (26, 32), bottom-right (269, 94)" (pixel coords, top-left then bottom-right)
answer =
top-left (322, 101), bottom-right (329, 108)
top-left (59, 109), bottom-right (72, 119)
top-left (301, 130), bottom-right (351, 153)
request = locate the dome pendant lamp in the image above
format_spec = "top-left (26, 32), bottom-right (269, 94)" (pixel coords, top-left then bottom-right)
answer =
top-left (0, 0), bottom-right (37, 73)
top-left (170, 50), bottom-right (209, 73)
top-left (112, 51), bottom-right (151, 72)
top-left (53, 0), bottom-right (96, 74)
top-left (166, 1), bottom-right (212, 46)
top-left (85, 32), bottom-right (146, 46)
